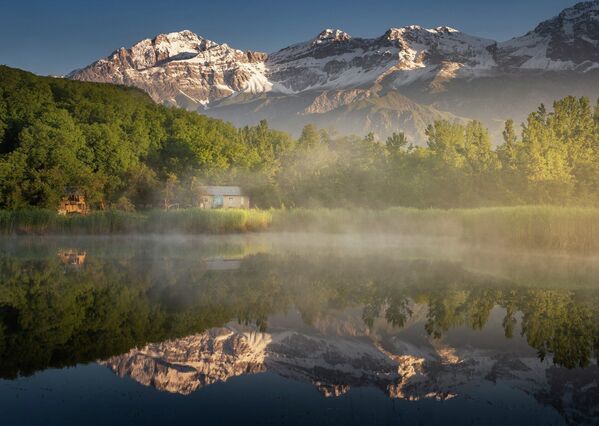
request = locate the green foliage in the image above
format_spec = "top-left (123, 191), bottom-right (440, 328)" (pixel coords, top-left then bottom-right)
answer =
top-left (385, 132), bottom-right (409, 154)
top-left (426, 120), bottom-right (467, 168)
top-left (458, 205), bottom-right (599, 252)
top-left (0, 208), bottom-right (271, 235)
top-left (2, 65), bottom-right (599, 210)
top-left (146, 208), bottom-right (271, 233)
top-left (272, 206), bottom-right (599, 253)
top-left (0, 66), bottom-right (289, 210)
top-left (298, 124), bottom-right (321, 149)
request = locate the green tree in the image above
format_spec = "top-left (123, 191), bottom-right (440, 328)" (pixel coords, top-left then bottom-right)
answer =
top-left (518, 109), bottom-right (572, 201)
top-left (426, 121), bottom-right (466, 168)
top-left (463, 120), bottom-right (499, 175)
top-left (298, 124), bottom-right (320, 149)
top-left (385, 132), bottom-right (409, 155)
top-left (498, 119), bottom-right (519, 171)
top-left (2, 108), bottom-right (96, 208)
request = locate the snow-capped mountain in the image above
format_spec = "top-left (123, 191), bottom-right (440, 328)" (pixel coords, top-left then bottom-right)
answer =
top-left (70, 30), bottom-right (271, 108)
top-left (265, 26), bottom-right (499, 93)
top-left (498, 0), bottom-right (599, 71)
top-left (68, 25), bottom-right (502, 105)
top-left (70, 1), bottom-right (599, 142)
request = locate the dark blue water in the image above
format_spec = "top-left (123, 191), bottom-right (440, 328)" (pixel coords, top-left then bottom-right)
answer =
top-left (0, 366), bottom-right (564, 426)
top-left (0, 235), bottom-right (596, 425)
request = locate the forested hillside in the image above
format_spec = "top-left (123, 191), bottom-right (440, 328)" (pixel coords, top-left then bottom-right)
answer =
top-left (1, 65), bottom-right (599, 210)
top-left (0, 66), bottom-right (293, 209)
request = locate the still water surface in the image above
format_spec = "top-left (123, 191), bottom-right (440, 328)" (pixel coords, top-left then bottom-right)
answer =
top-left (0, 234), bottom-right (597, 425)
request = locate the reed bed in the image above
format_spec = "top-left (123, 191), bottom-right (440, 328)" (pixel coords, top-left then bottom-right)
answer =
top-left (0, 209), bottom-right (146, 234)
top-left (1, 206), bottom-right (599, 253)
top-left (0, 208), bottom-right (271, 235)
top-left (457, 206), bottom-right (599, 252)
top-left (270, 206), bottom-right (599, 253)
top-left (146, 208), bottom-right (271, 234)
top-left (270, 207), bottom-right (460, 235)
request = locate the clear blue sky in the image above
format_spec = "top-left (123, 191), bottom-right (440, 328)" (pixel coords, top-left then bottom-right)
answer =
top-left (0, 0), bottom-right (579, 76)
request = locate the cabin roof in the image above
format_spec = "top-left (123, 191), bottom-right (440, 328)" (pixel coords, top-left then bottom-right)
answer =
top-left (203, 186), bottom-right (243, 196)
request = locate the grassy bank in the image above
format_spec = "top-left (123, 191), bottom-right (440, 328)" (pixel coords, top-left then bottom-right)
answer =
top-left (270, 207), bottom-right (460, 235)
top-left (272, 206), bottom-right (599, 252)
top-left (1, 206), bottom-right (599, 253)
top-left (0, 208), bottom-right (271, 235)
top-left (458, 206), bottom-right (599, 252)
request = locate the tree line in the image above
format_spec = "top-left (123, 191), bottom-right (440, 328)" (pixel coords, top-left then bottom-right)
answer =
top-left (1, 65), bottom-right (599, 210)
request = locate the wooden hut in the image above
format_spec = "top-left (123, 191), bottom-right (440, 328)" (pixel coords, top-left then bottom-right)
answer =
top-left (198, 186), bottom-right (250, 209)
top-left (58, 189), bottom-right (89, 215)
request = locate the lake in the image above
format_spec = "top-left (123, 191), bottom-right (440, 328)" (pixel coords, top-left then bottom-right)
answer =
top-left (0, 234), bottom-right (598, 425)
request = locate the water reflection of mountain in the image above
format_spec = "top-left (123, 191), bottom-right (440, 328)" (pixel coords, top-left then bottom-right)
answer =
top-left (103, 323), bottom-right (599, 424)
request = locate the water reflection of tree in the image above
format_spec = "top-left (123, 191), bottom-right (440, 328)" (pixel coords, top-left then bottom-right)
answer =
top-left (417, 285), bottom-right (599, 369)
top-left (0, 251), bottom-right (597, 378)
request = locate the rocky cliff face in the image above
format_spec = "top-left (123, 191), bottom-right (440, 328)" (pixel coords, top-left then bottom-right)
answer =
top-left (498, 1), bottom-right (599, 70)
top-left (70, 30), bottom-right (270, 109)
top-left (69, 25), bottom-right (500, 106)
top-left (70, 1), bottom-right (599, 142)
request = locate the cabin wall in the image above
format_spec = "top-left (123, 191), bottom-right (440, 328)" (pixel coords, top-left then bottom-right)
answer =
top-left (223, 195), bottom-right (249, 209)
top-left (199, 196), bottom-right (214, 209)
top-left (198, 195), bottom-right (249, 209)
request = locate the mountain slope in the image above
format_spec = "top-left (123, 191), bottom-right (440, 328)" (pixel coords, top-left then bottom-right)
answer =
top-left (70, 1), bottom-right (599, 142)
top-left (498, 0), bottom-right (599, 71)
top-left (70, 30), bottom-right (270, 108)
top-left (206, 89), bottom-right (467, 141)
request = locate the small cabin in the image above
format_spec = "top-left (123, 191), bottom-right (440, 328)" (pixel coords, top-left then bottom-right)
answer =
top-left (198, 186), bottom-right (250, 209)
top-left (58, 190), bottom-right (89, 215)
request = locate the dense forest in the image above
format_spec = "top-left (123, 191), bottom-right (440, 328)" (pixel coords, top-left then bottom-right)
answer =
top-left (1, 65), bottom-right (599, 210)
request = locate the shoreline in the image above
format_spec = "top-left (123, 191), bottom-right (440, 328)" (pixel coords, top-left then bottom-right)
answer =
top-left (1, 206), bottom-right (599, 253)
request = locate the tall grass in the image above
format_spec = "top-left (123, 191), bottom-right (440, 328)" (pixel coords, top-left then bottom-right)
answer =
top-left (2, 206), bottom-right (599, 253)
top-left (0, 209), bottom-right (146, 234)
top-left (458, 206), bottom-right (599, 252)
top-left (271, 206), bottom-right (599, 253)
top-left (0, 208), bottom-right (271, 235)
top-left (146, 208), bottom-right (271, 233)
top-left (270, 207), bottom-right (460, 235)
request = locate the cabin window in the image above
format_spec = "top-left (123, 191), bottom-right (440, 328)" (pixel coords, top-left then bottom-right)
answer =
top-left (213, 195), bottom-right (224, 208)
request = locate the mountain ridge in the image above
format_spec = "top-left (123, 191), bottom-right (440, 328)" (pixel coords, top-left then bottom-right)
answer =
top-left (69, 1), bottom-right (599, 142)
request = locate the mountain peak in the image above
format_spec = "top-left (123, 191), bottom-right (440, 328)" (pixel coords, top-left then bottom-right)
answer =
top-left (313, 29), bottom-right (351, 44)
top-left (151, 29), bottom-right (206, 45)
top-left (433, 26), bottom-right (460, 34)
top-left (69, 2), bottom-right (599, 141)
top-left (533, 0), bottom-right (599, 36)
top-left (384, 25), bottom-right (461, 38)
top-left (501, 0), bottom-right (599, 67)
top-left (564, 1), bottom-right (599, 16)
top-left (162, 29), bottom-right (200, 38)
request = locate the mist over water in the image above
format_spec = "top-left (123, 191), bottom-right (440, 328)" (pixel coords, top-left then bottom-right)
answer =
top-left (0, 233), bottom-right (598, 425)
